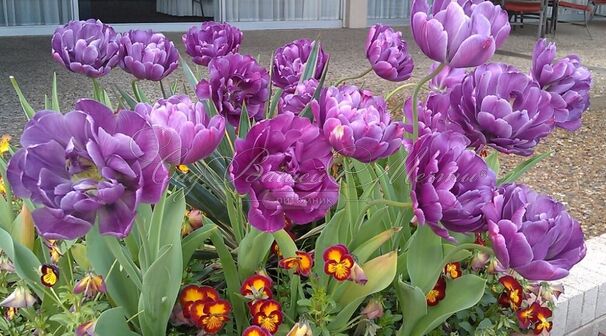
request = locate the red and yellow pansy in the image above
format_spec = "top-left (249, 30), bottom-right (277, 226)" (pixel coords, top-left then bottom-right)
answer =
top-left (516, 302), bottom-right (540, 329)
top-left (250, 299), bottom-right (283, 334)
top-left (533, 306), bottom-right (552, 334)
top-left (279, 251), bottom-right (313, 277)
top-left (240, 274), bottom-right (273, 302)
top-left (178, 284), bottom-right (231, 334)
top-left (40, 264), bottom-right (59, 288)
top-left (498, 275), bottom-right (524, 310)
top-left (444, 262), bottom-right (462, 279)
top-left (242, 325), bottom-right (272, 336)
top-left (323, 244), bottom-right (354, 281)
top-left (426, 276), bottom-right (447, 306)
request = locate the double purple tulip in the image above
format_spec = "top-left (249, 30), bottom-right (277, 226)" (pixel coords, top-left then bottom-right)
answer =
top-left (196, 53), bottom-right (270, 126)
top-left (485, 183), bottom-right (586, 281)
top-left (51, 19), bottom-right (121, 78)
top-left (365, 24), bottom-right (414, 82)
top-left (278, 79), bottom-right (319, 115)
top-left (313, 86), bottom-right (404, 163)
top-left (411, 0), bottom-right (510, 68)
top-left (230, 113), bottom-right (339, 232)
top-left (531, 39), bottom-right (591, 131)
top-left (272, 39), bottom-right (329, 89)
top-left (119, 30), bottom-right (180, 81)
top-left (406, 131), bottom-right (496, 240)
top-left (449, 63), bottom-right (555, 156)
top-left (182, 21), bottom-right (243, 66)
top-left (7, 100), bottom-right (168, 240)
top-left (136, 95), bottom-right (225, 165)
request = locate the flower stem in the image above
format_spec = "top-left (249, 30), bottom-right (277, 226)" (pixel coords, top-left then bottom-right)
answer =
top-left (411, 63), bottom-right (446, 140)
top-left (442, 243), bottom-right (494, 265)
top-left (159, 80), bottom-right (168, 99)
top-left (384, 82), bottom-right (418, 102)
top-left (334, 68), bottom-right (373, 86)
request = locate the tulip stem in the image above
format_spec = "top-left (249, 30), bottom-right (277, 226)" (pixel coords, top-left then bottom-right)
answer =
top-left (442, 243), bottom-right (494, 265)
top-left (159, 80), bottom-right (168, 99)
top-left (356, 199), bottom-right (411, 232)
top-left (385, 83), bottom-right (418, 102)
top-left (411, 63), bottom-right (446, 140)
top-left (334, 68), bottom-right (373, 86)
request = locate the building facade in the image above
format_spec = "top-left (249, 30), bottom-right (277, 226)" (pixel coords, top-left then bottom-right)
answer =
top-left (0, 0), bottom-right (409, 36)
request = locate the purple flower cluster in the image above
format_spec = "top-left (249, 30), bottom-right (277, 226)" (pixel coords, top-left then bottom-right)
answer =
top-left (485, 184), bottom-right (586, 280)
top-left (7, 100), bottom-right (168, 239)
top-left (313, 86), bottom-right (404, 163)
top-left (531, 39), bottom-right (592, 131)
top-left (230, 113), bottom-right (338, 232)
top-left (278, 79), bottom-right (319, 115)
top-left (365, 24), bottom-right (414, 82)
top-left (182, 22), bottom-right (242, 66)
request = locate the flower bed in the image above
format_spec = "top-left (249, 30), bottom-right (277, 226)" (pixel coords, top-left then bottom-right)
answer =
top-left (0, 0), bottom-right (593, 334)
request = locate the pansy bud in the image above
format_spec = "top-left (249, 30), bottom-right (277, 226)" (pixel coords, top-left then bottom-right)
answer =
top-left (75, 321), bottom-right (96, 336)
top-left (470, 252), bottom-right (490, 271)
top-left (287, 321), bottom-right (313, 336)
top-left (361, 299), bottom-right (384, 320)
top-left (73, 273), bottom-right (106, 298)
top-left (0, 286), bottom-right (36, 308)
top-left (187, 209), bottom-right (205, 229)
top-left (349, 262), bottom-right (368, 285)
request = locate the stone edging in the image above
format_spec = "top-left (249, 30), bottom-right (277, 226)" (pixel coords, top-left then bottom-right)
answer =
top-left (552, 234), bottom-right (606, 335)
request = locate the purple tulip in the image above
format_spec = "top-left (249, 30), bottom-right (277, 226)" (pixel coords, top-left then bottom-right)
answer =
top-left (272, 39), bottom-right (329, 89)
top-left (406, 131), bottom-right (496, 239)
top-left (312, 86), bottom-right (404, 163)
top-left (196, 53), bottom-right (270, 126)
top-left (119, 30), bottom-right (180, 81)
top-left (365, 24), bottom-right (414, 82)
top-left (182, 21), bottom-right (243, 66)
top-left (51, 19), bottom-right (121, 78)
top-left (278, 79), bottom-right (318, 115)
top-left (6, 100), bottom-right (168, 240)
top-left (449, 63), bottom-right (555, 156)
top-left (230, 113), bottom-right (338, 232)
top-left (136, 95), bottom-right (225, 165)
top-left (428, 62), bottom-right (467, 94)
top-left (531, 39), bottom-right (591, 131)
top-left (484, 183), bottom-right (586, 280)
top-left (403, 93), bottom-right (457, 143)
top-left (411, 0), bottom-right (510, 68)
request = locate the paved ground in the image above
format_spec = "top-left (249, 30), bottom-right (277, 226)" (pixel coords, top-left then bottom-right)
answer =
top-left (0, 20), bottom-right (605, 236)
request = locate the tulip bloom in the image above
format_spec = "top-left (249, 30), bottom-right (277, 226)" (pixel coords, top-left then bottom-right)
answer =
top-left (196, 53), bottom-right (270, 126)
top-left (410, 0), bottom-right (510, 68)
top-left (137, 95), bottom-right (225, 165)
top-left (278, 79), bottom-right (319, 115)
top-left (251, 299), bottom-right (283, 334)
top-left (7, 100), bottom-right (168, 240)
top-left (313, 86), bottom-right (404, 163)
top-left (426, 277), bottom-right (446, 306)
top-left (119, 30), bottom-right (180, 81)
top-left (365, 24), bottom-right (414, 82)
top-left (485, 184), bottom-right (586, 281)
top-left (182, 21), bottom-right (242, 66)
top-left (531, 39), bottom-right (591, 131)
top-left (51, 19), bottom-right (121, 78)
top-left (272, 39), bottom-right (329, 89)
top-left (279, 251), bottom-right (314, 277)
top-left (406, 131), bottom-right (496, 239)
top-left (230, 113), bottom-right (338, 232)
top-left (449, 63), bottom-right (555, 156)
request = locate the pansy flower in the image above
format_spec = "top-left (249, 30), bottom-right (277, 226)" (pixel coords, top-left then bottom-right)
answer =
top-left (533, 306), bottom-right (553, 334)
top-left (179, 285), bottom-right (219, 319)
top-left (73, 273), bottom-right (106, 298)
top-left (40, 264), bottom-right (59, 287)
top-left (44, 240), bottom-right (62, 264)
top-left (241, 274), bottom-right (273, 303)
top-left (242, 325), bottom-right (272, 336)
top-left (0, 177), bottom-right (5, 195)
top-left (0, 134), bottom-right (10, 155)
top-left (279, 251), bottom-right (313, 277)
top-left (517, 302), bottom-right (540, 329)
top-left (426, 277), bottom-right (446, 306)
top-left (189, 298), bottom-right (232, 334)
top-left (444, 262), bottom-right (462, 279)
top-left (287, 321), bottom-right (313, 336)
top-left (323, 244), bottom-right (354, 281)
top-left (251, 299), bottom-right (283, 334)
top-left (498, 275), bottom-right (524, 310)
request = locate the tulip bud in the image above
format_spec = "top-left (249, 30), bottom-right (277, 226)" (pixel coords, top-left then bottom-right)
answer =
top-left (349, 262), bottom-right (368, 285)
top-left (0, 286), bottom-right (36, 308)
top-left (361, 299), bottom-right (384, 320)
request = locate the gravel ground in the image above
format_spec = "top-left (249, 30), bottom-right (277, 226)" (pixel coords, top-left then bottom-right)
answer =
top-left (0, 20), bottom-right (605, 236)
